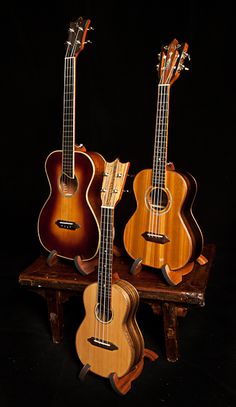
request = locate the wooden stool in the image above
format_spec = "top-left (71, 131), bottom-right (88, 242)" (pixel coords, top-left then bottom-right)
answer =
top-left (18, 243), bottom-right (215, 362)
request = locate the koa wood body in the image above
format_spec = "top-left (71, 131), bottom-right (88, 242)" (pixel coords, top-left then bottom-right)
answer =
top-left (124, 166), bottom-right (203, 270)
top-left (123, 39), bottom-right (203, 273)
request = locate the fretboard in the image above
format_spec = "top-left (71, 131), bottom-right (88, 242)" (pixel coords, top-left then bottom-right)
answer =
top-left (97, 206), bottom-right (114, 311)
top-left (152, 84), bottom-right (170, 188)
top-left (62, 56), bottom-right (76, 178)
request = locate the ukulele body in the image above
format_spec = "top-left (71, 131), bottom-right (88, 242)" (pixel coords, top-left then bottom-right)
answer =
top-left (123, 167), bottom-right (203, 270)
top-left (75, 280), bottom-right (143, 378)
top-left (37, 147), bottom-right (105, 261)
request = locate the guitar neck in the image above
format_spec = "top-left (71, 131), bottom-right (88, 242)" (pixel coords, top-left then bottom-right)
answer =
top-left (152, 84), bottom-right (170, 188)
top-left (62, 56), bottom-right (76, 178)
top-left (97, 206), bottom-right (114, 311)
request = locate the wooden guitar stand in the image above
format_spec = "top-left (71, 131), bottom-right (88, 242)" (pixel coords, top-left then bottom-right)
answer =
top-left (130, 254), bottom-right (208, 286)
top-left (45, 245), bottom-right (123, 270)
top-left (78, 348), bottom-right (158, 395)
top-left (74, 245), bottom-right (123, 275)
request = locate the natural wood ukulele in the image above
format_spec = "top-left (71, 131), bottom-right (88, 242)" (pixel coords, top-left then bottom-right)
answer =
top-left (37, 17), bottom-right (105, 261)
top-left (123, 39), bottom-right (203, 273)
top-left (75, 159), bottom-right (144, 379)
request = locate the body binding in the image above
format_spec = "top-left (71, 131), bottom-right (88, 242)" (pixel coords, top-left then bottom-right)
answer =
top-left (75, 280), bottom-right (143, 378)
top-left (37, 148), bottom-right (105, 261)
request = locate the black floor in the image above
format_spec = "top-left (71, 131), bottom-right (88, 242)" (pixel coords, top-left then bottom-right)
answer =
top-left (0, 245), bottom-right (235, 407)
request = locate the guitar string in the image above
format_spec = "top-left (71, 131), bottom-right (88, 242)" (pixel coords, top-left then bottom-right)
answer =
top-left (149, 81), bottom-right (164, 240)
top-left (106, 206), bottom-right (113, 346)
top-left (96, 206), bottom-right (105, 343)
top-left (156, 84), bottom-right (168, 237)
top-left (65, 56), bottom-right (74, 220)
top-left (95, 205), bottom-right (109, 345)
top-left (149, 83), bottom-right (159, 239)
top-left (103, 206), bottom-right (109, 345)
top-left (155, 83), bottom-right (165, 236)
top-left (62, 28), bottom-right (80, 226)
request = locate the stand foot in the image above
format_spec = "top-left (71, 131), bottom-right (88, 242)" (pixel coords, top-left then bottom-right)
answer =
top-left (130, 258), bottom-right (143, 275)
top-left (46, 250), bottom-right (58, 267)
top-left (109, 348), bottom-right (158, 395)
top-left (196, 254), bottom-right (208, 265)
top-left (74, 256), bottom-right (98, 276)
top-left (161, 262), bottom-right (194, 286)
top-left (78, 363), bottom-right (91, 381)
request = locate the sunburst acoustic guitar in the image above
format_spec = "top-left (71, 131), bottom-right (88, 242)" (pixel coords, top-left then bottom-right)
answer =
top-left (37, 17), bottom-right (105, 261)
top-left (123, 39), bottom-right (204, 282)
top-left (75, 158), bottom-right (145, 382)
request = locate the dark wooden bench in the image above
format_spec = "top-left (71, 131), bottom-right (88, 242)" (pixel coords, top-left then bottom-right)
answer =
top-left (18, 243), bottom-right (215, 362)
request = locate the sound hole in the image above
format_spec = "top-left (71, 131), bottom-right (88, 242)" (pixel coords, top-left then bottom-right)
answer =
top-left (145, 187), bottom-right (169, 213)
top-left (59, 174), bottom-right (78, 196)
top-left (95, 303), bottom-right (112, 323)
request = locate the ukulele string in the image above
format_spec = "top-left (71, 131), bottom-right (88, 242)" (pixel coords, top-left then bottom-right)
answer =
top-left (62, 27), bottom-right (80, 219)
top-left (156, 83), bottom-right (167, 236)
top-left (103, 206), bottom-right (109, 345)
top-left (156, 83), bottom-right (165, 235)
top-left (149, 82), bottom-right (163, 238)
top-left (95, 207), bottom-right (105, 343)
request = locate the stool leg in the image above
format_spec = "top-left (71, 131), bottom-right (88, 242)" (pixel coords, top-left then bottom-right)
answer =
top-left (162, 302), bottom-right (179, 362)
top-left (45, 290), bottom-right (63, 344)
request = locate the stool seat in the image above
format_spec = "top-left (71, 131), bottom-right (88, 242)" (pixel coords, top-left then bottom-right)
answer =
top-left (18, 243), bottom-right (215, 362)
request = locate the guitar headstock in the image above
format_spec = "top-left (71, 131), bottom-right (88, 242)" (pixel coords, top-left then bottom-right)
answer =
top-left (65, 17), bottom-right (92, 58)
top-left (101, 159), bottom-right (130, 209)
top-left (157, 38), bottom-right (190, 86)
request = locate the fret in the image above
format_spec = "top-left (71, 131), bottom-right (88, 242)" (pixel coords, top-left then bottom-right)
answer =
top-left (97, 207), bottom-right (114, 308)
top-left (152, 84), bottom-right (170, 188)
top-left (62, 56), bottom-right (76, 177)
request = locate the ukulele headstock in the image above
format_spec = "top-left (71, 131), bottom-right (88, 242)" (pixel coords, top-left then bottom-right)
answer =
top-left (157, 38), bottom-right (190, 86)
top-left (65, 17), bottom-right (92, 58)
top-left (101, 159), bottom-right (130, 209)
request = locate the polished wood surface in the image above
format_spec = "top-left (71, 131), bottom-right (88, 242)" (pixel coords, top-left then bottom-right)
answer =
top-left (76, 281), bottom-right (138, 378)
top-left (124, 168), bottom-right (203, 270)
top-left (37, 148), bottom-right (105, 261)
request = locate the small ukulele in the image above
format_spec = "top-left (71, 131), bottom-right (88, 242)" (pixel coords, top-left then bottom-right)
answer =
top-left (75, 159), bottom-right (145, 380)
top-left (123, 39), bottom-right (203, 277)
top-left (37, 17), bottom-right (105, 261)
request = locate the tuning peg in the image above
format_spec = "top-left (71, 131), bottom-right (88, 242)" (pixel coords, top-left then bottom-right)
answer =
top-left (182, 64), bottom-right (189, 71)
top-left (88, 26), bottom-right (94, 31)
top-left (183, 51), bottom-right (191, 60)
top-left (84, 40), bottom-right (92, 44)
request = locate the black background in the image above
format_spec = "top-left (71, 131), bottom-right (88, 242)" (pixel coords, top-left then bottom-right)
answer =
top-left (1, 1), bottom-right (235, 406)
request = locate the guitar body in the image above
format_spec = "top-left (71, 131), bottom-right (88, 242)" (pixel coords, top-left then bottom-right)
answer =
top-left (124, 167), bottom-right (203, 270)
top-left (37, 147), bottom-right (105, 261)
top-left (75, 280), bottom-right (143, 378)
top-left (115, 279), bottom-right (144, 365)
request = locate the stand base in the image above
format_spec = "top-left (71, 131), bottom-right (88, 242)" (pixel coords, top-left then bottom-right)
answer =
top-left (78, 348), bottom-right (158, 395)
top-left (130, 254), bottom-right (208, 286)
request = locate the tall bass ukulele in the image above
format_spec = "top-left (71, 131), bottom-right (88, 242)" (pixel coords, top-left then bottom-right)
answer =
top-left (75, 159), bottom-right (145, 382)
top-left (37, 17), bottom-right (105, 261)
top-left (123, 39), bottom-right (203, 282)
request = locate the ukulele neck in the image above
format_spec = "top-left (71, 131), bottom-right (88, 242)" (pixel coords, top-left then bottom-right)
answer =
top-left (97, 206), bottom-right (114, 314)
top-left (152, 84), bottom-right (170, 189)
top-left (62, 56), bottom-right (76, 179)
